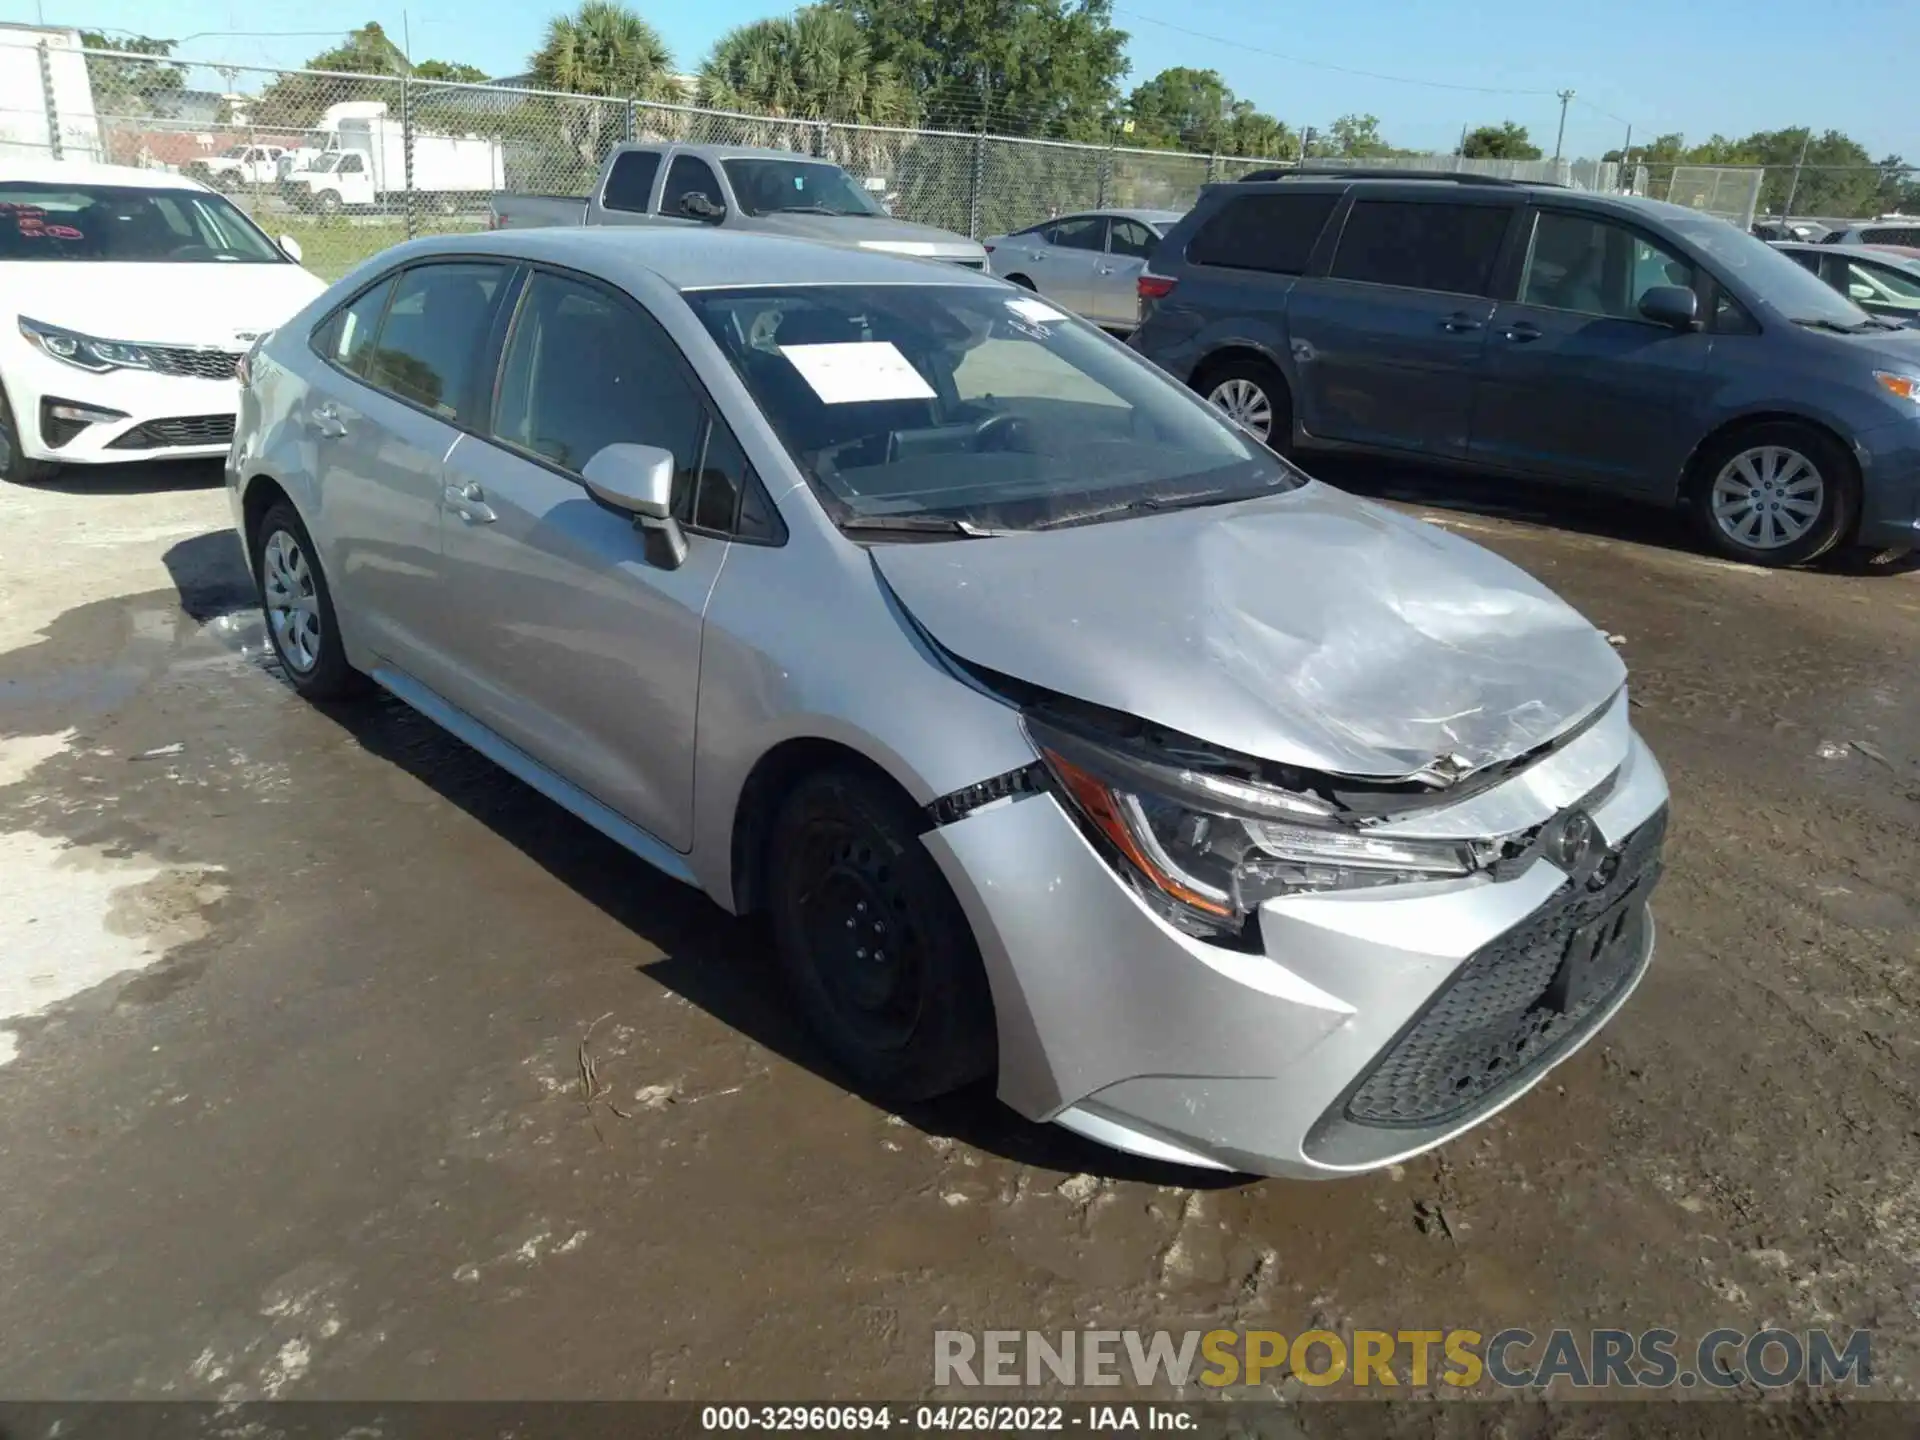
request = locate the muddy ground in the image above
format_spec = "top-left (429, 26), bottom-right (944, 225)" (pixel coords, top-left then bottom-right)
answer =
top-left (0, 460), bottom-right (1916, 1404)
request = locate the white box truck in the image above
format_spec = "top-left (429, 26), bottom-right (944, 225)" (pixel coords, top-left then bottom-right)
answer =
top-left (280, 107), bottom-right (505, 215)
top-left (0, 24), bottom-right (102, 163)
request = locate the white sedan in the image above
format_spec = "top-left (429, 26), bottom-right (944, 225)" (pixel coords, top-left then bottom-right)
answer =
top-left (0, 157), bottom-right (326, 484)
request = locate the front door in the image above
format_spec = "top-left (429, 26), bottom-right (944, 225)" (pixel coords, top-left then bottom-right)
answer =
top-left (1468, 208), bottom-right (1714, 491)
top-left (434, 269), bottom-right (727, 852)
top-left (1287, 195), bottom-right (1517, 457)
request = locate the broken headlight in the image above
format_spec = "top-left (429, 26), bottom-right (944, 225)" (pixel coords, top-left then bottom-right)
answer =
top-left (1026, 715), bottom-right (1476, 938)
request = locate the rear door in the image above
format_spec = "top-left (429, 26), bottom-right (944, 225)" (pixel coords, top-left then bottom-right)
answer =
top-left (1093, 216), bottom-right (1157, 327)
top-left (1287, 192), bottom-right (1518, 456)
top-left (433, 268), bottom-right (735, 851)
top-left (306, 260), bottom-right (514, 684)
top-left (1467, 206), bottom-right (1714, 491)
top-left (592, 147), bottom-right (664, 226)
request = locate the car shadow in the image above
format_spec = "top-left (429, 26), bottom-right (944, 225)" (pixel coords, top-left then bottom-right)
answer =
top-left (1306, 454), bottom-right (1920, 574)
top-left (160, 532), bottom-right (1248, 1190)
top-left (19, 457), bottom-right (226, 496)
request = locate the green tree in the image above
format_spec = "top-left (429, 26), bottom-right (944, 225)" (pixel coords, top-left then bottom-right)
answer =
top-left (698, 7), bottom-right (912, 125)
top-left (529, 1), bottom-right (677, 100)
top-left (79, 32), bottom-right (185, 116)
top-left (1323, 112), bottom-right (1392, 159)
top-left (412, 59), bottom-right (489, 83)
top-left (1126, 67), bottom-right (1233, 150)
top-left (1460, 121), bottom-right (1541, 160)
top-left (255, 23), bottom-right (410, 129)
top-left (827, 0), bottom-right (1128, 140)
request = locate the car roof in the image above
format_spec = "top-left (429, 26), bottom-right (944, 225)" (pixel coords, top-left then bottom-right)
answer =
top-left (1209, 174), bottom-right (1721, 224)
top-left (388, 226), bottom-right (1007, 292)
top-left (0, 157), bottom-right (213, 192)
top-left (621, 142), bottom-right (858, 165)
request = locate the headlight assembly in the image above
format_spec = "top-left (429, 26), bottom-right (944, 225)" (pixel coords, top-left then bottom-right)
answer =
top-left (19, 317), bottom-right (155, 374)
top-left (1026, 715), bottom-right (1477, 938)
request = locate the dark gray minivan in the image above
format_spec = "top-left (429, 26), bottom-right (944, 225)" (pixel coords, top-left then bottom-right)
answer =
top-left (1130, 174), bottom-right (1920, 566)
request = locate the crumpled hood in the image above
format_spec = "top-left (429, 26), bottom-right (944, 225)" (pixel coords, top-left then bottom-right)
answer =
top-left (748, 211), bottom-right (984, 258)
top-left (0, 261), bottom-right (326, 346)
top-left (872, 482), bottom-right (1627, 779)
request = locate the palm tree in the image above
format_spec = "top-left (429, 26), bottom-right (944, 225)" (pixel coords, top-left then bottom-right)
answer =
top-left (698, 7), bottom-right (912, 128)
top-left (530, 1), bottom-right (677, 101)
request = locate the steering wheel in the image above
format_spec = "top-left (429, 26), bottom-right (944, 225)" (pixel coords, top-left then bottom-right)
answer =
top-left (970, 412), bottom-right (1029, 453)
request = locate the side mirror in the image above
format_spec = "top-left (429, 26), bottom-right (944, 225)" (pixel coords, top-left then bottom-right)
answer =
top-left (680, 192), bottom-right (726, 223)
top-left (582, 443), bottom-right (688, 569)
top-left (278, 234), bottom-right (303, 263)
top-left (1639, 284), bottom-right (1700, 331)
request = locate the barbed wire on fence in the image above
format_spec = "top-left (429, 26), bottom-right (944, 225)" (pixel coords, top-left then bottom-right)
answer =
top-left (3, 38), bottom-right (1915, 282)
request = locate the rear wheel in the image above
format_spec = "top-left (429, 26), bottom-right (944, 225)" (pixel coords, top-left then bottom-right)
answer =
top-left (0, 383), bottom-right (57, 485)
top-left (1195, 353), bottom-right (1293, 455)
top-left (250, 499), bottom-right (367, 701)
top-left (1688, 421), bottom-right (1857, 567)
top-left (766, 768), bottom-right (996, 1103)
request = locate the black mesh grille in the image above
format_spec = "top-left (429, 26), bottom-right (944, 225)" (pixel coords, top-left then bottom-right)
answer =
top-left (108, 415), bottom-right (235, 450)
top-left (1342, 807), bottom-right (1667, 1129)
top-left (146, 347), bottom-right (243, 380)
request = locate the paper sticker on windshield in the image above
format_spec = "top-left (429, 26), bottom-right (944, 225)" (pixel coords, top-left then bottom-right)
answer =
top-left (1006, 296), bottom-right (1067, 325)
top-left (780, 341), bottom-right (937, 404)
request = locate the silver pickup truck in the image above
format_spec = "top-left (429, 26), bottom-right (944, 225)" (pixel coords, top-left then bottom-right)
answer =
top-left (489, 141), bottom-right (989, 270)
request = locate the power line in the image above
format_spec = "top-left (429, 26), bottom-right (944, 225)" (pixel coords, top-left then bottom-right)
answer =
top-left (1110, 7), bottom-right (1561, 96)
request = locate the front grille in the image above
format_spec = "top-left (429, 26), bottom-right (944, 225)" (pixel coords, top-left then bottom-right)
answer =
top-left (1341, 807), bottom-right (1668, 1129)
top-left (107, 415), bottom-right (236, 450)
top-left (146, 346), bottom-right (243, 380)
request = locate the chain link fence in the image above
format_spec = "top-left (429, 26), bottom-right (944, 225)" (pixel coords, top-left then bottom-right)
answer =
top-left (7, 36), bottom-right (1910, 284)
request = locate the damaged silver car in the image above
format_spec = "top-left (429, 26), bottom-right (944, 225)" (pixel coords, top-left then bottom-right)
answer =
top-left (229, 227), bottom-right (1669, 1178)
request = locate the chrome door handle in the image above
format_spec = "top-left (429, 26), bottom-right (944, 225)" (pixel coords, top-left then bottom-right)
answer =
top-left (1442, 312), bottom-right (1485, 333)
top-left (1096, 265), bottom-right (1114, 275)
top-left (441, 481), bottom-right (496, 524)
top-left (309, 403), bottom-right (347, 437)
top-left (1502, 321), bottom-right (1543, 343)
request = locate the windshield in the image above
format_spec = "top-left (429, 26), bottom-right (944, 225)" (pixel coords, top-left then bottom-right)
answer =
top-left (686, 284), bottom-right (1298, 533)
top-left (720, 159), bottom-right (884, 218)
top-left (1671, 214), bottom-right (1871, 326)
top-left (0, 183), bottom-right (285, 264)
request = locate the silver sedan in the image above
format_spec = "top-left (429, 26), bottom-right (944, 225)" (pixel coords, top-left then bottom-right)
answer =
top-left (228, 227), bottom-right (1668, 1177)
top-left (983, 208), bottom-right (1185, 330)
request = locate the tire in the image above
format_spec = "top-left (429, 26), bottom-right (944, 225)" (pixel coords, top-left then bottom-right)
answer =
top-left (1194, 353), bottom-right (1293, 455)
top-left (766, 768), bottom-right (997, 1103)
top-left (1687, 421), bottom-right (1858, 567)
top-left (250, 499), bottom-right (367, 701)
top-left (315, 190), bottom-right (343, 217)
top-left (0, 383), bottom-right (57, 485)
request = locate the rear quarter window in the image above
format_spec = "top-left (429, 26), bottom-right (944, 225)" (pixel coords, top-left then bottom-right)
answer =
top-left (1186, 192), bottom-right (1338, 275)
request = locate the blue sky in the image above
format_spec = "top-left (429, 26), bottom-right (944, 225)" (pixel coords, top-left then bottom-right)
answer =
top-left (8, 0), bottom-right (1911, 161)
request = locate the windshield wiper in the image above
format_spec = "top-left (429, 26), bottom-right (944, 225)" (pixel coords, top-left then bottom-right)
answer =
top-left (1030, 489), bottom-right (1246, 531)
top-left (777, 204), bottom-right (842, 216)
top-left (836, 514), bottom-right (1011, 539)
top-left (1793, 316), bottom-right (1889, 334)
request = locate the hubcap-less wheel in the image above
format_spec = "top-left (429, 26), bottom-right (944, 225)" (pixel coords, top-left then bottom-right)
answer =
top-left (1208, 377), bottom-right (1274, 439)
top-left (1709, 445), bottom-right (1825, 551)
top-left (262, 528), bottom-right (323, 673)
top-left (793, 823), bottom-right (922, 1053)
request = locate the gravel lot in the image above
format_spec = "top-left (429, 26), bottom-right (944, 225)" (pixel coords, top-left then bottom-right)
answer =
top-left (1, 459), bottom-right (1916, 1402)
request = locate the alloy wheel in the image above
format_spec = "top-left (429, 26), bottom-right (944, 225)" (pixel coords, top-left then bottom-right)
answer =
top-left (262, 528), bottom-right (323, 673)
top-left (1709, 445), bottom-right (1826, 551)
top-left (1207, 377), bottom-right (1274, 439)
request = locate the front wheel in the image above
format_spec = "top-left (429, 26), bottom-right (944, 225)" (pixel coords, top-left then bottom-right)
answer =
top-left (766, 769), bottom-right (996, 1103)
top-left (0, 383), bottom-right (57, 485)
top-left (1689, 422), bottom-right (1857, 567)
top-left (251, 500), bottom-right (367, 700)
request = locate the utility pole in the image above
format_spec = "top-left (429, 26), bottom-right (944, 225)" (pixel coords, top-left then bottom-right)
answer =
top-left (1781, 128), bottom-right (1811, 222)
top-left (1620, 123), bottom-right (1632, 190)
top-left (1456, 122), bottom-right (1467, 158)
top-left (1552, 88), bottom-right (1575, 163)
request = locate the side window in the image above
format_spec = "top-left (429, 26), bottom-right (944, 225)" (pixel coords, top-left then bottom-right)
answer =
top-left (492, 272), bottom-right (706, 507)
top-left (1050, 216), bottom-right (1106, 251)
top-left (660, 155), bottom-right (723, 219)
top-left (363, 262), bottom-right (512, 420)
top-left (1109, 219), bottom-right (1156, 259)
top-left (1784, 249), bottom-right (1822, 274)
top-left (313, 275), bottom-right (395, 377)
top-left (601, 149), bottom-right (662, 213)
top-left (1185, 192), bottom-right (1338, 275)
top-left (339, 154), bottom-right (364, 175)
top-left (1863, 226), bottom-right (1920, 247)
top-left (1330, 199), bottom-right (1511, 295)
top-left (1847, 258), bottom-right (1920, 307)
top-left (1518, 211), bottom-right (1693, 320)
